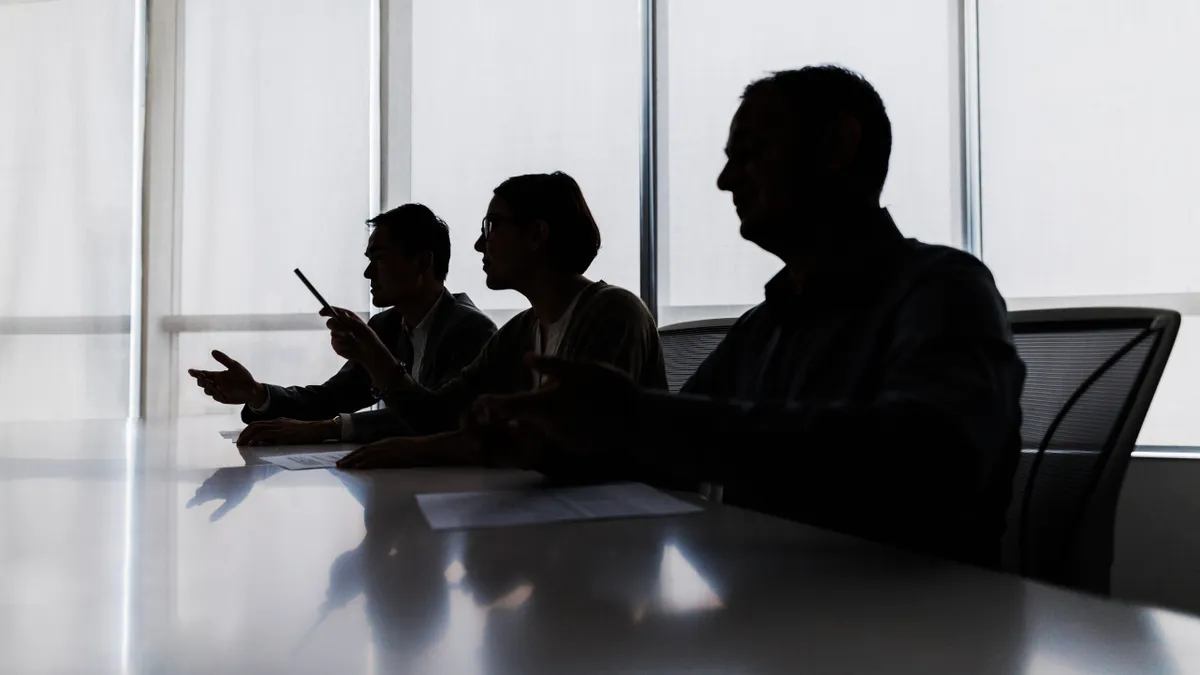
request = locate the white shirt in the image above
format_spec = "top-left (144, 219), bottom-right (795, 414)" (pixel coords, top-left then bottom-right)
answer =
top-left (340, 293), bottom-right (443, 440)
top-left (532, 288), bottom-right (585, 388)
top-left (406, 302), bottom-right (436, 383)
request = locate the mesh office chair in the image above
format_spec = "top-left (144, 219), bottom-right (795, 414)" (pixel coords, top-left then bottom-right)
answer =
top-left (658, 319), bottom-right (738, 393)
top-left (659, 319), bottom-right (738, 501)
top-left (1006, 307), bottom-right (1179, 595)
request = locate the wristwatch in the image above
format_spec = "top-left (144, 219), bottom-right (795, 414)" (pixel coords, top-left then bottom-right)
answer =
top-left (370, 361), bottom-right (408, 400)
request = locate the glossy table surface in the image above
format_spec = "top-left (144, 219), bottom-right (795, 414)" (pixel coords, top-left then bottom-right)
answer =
top-left (4, 417), bottom-right (1200, 674)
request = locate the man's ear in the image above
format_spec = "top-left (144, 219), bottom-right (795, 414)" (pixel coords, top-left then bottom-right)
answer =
top-left (531, 219), bottom-right (551, 251)
top-left (415, 250), bottom-right (435, 276)
top-left (829, 114), bottom-right (862, 170)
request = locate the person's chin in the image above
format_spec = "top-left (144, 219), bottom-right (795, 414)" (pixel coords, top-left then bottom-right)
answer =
top-left (483, 272), bottom-right (509, 291)
top-left (738, 216), bottom-right (769, 245)
top-left (369, 292), bottom-right (392, 308)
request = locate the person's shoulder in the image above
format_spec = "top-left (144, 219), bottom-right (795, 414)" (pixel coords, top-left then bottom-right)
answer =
top-left (895, 239), bottom-right (1011, 334)
top-left (367, 307), bottom-right (396, 331)
top-left (899, 239), bottom-right (1001, 291)
top-left (585, 282), bottom-right (654, 318)
top-left (446, 292), bottom-right (498, 331)
top-left (497, 307), bottom-right (538, 336)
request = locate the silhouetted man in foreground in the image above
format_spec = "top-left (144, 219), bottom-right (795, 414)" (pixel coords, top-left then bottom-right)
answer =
top-left (475, 66), bottom-right (1026, 568)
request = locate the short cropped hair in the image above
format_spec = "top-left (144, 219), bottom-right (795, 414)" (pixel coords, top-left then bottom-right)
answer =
top-left (366, 203), bottom-right (451, 280)
top-left (742, 65), bottom-right (892, 197)
top-left (493, 172), bottom-right (601, 275)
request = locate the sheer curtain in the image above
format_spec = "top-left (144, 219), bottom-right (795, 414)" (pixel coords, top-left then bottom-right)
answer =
top-left (978, 0), bottom-right (1200, 444)
top-left (0, 0), bottom-right (136, 421)
top-left (408, 0), bottom-right (643, 320)
top-left (173, 0), bottom-right (373, 417)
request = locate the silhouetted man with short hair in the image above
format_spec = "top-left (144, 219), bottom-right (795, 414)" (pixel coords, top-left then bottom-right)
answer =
top-left (189, 203), bottom-right (496, 444)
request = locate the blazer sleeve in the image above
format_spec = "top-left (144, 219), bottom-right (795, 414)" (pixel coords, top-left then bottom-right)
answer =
top-left (240, 314), bottom-right (390, 423)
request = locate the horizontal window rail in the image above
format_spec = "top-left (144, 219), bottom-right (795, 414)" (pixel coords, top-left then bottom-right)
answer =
top-left (0, 309), bottom-right (528, 335)
top-left (5, 294), bottom-right (1200, 336)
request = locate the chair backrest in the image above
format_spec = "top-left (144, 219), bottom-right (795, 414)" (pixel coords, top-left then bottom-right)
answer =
top-left (658, 319), bottom-right (738, 393)
top-left (1006, 307), bottom-right (1180, 594)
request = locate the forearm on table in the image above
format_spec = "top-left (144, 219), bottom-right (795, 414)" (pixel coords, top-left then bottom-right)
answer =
top-left (635, 392), bottom-right (985, 502)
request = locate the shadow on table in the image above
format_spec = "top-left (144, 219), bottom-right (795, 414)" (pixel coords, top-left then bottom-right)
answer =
top-left (185, 447), bottom-right (283, 521)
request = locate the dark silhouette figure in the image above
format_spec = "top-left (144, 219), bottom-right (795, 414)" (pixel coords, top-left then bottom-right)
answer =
top-left (332, 172), bottom-right (666, 470)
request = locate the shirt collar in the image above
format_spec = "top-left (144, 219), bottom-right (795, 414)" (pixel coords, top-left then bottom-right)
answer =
top-left (764, 207), bottom-right (906, 311)
top-left (405, 289), bottom-right (450, 338)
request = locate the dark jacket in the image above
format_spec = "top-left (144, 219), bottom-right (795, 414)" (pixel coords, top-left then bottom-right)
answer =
top-left (634, 209), bottom-right (1025, 568)
top-left (241, 291), bottom-right (496, 438)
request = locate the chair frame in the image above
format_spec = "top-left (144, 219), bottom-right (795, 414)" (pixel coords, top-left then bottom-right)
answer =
top-left (658, 318), bottom-right (740, 334)
top-left (1009, 307), bottom-right (1180, 593)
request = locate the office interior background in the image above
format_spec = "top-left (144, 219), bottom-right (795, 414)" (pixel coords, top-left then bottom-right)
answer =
top-left (2, 0), bottom-right (1199, 448)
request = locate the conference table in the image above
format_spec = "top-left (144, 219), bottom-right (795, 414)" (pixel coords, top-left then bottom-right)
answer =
top-left (4, 417), bottom-right (1200, 674)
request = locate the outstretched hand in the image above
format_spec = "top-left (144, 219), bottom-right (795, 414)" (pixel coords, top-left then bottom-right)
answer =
top-left (470, 354), bottom-right (643, 456)
top-left (188, 350), bottom-right (266, 407)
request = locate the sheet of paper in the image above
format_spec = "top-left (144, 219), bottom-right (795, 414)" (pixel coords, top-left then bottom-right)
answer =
top-left (416, 482), bottom-right (703, 531)
top-left (259, 449), bottom-right (355, 471)
top-left (219, 429), bottom-right (242, 442)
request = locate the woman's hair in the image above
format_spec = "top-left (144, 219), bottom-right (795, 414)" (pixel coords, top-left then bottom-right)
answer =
top-left (492, 171), bottom-right (601, 275)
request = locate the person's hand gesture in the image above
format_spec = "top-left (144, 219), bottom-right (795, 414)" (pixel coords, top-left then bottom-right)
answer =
top-left (320, 307), bottom-right (394, 371)
top-left (186, 465), bottom-right (279, 521)
top-left (188, 350), bottom-right (267, 407)
top-left (470, 354), bottom-right (643, 456)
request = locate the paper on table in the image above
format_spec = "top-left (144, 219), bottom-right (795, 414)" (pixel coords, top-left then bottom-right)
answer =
top-left (219, 429), bottom-right (242, 442)
top-left (415, 482), bottom-right (703, 531)
top-left (259, 449), bottom-right (354, 471)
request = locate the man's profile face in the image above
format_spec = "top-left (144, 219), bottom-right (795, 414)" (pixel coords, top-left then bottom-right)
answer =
top-left (716, 93), bottom-right (842, 256)
top-left (363, 226), bottom-right (423, 308)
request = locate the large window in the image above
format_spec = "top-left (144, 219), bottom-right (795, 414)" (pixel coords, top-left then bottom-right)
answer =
top-left (407, 0), bottom-right (643, 320)
top-left (173, 0), bottom-right (373, 416)
top-left (658, 0), bottom-right (963, 324)
top-left (0, 0), bottom-right (137, 421)
top-left (978, 0), bottom-right (1200, 444)
top-left (9, 0), bottom-right (1200, 449)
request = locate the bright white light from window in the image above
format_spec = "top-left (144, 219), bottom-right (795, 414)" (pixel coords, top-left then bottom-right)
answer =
top-left (443, 559), bottom-right (466, 585)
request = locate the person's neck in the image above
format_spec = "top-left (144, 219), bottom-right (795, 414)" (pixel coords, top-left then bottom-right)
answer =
top-left (776, 201), bottom-right (882, 293)
top-left (522, 274), bottom-right (592, 324)
top-left (396, 283), bottom-right (445, 329)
